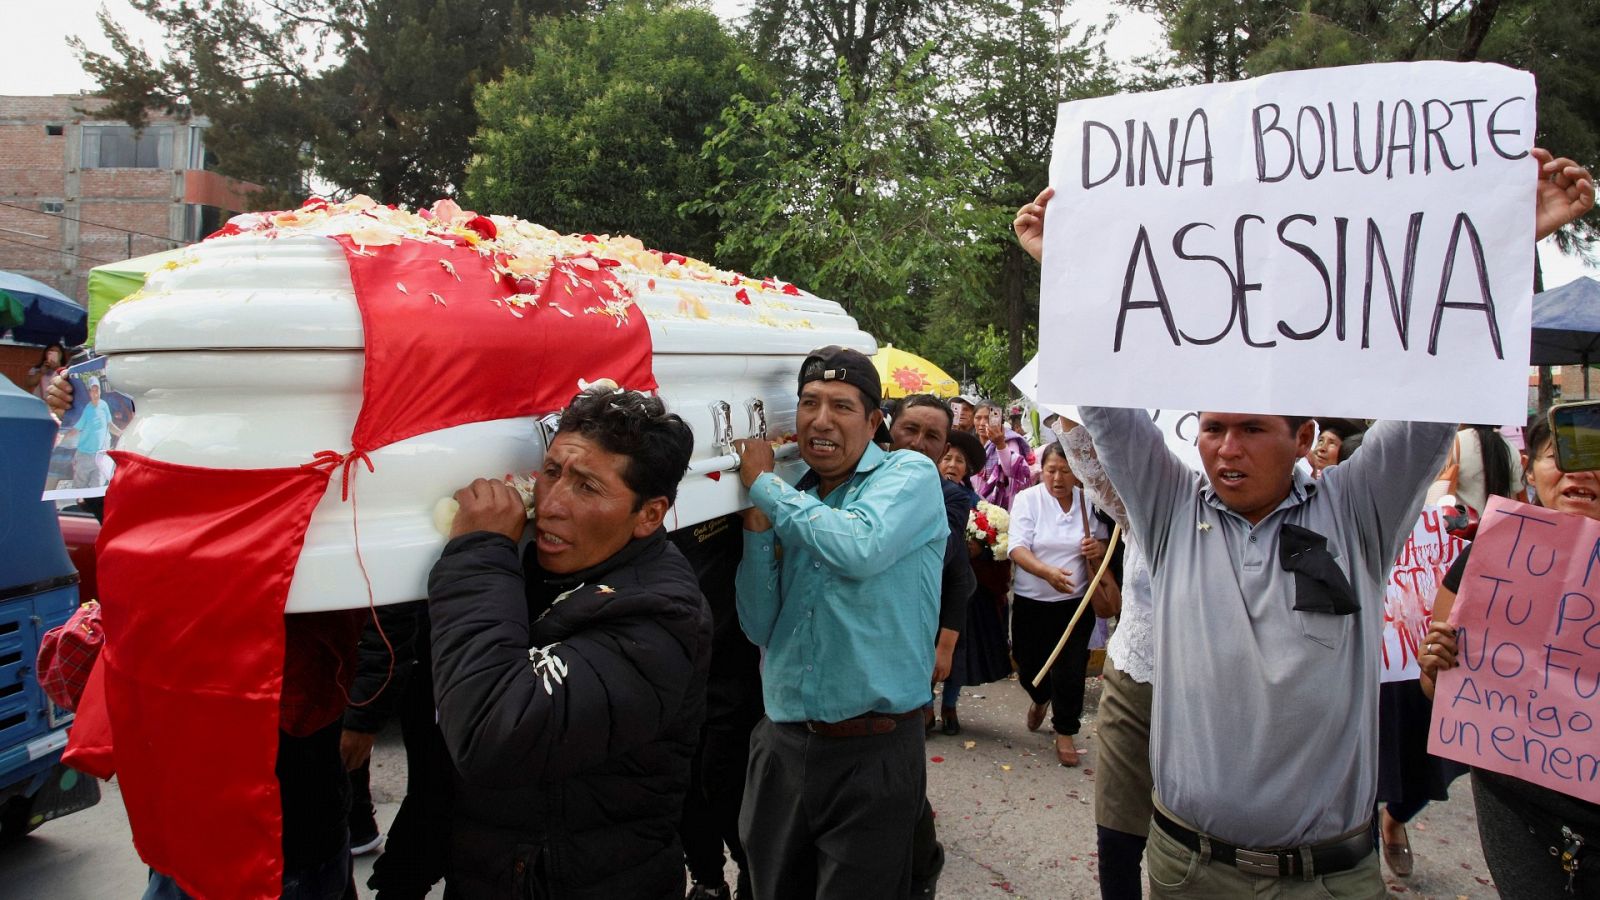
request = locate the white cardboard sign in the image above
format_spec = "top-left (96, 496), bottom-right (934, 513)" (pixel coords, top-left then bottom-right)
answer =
top-left (1013, 355), bottom-right (1203, 469)
top-left (1039, 62), bottom-right (1536, 424)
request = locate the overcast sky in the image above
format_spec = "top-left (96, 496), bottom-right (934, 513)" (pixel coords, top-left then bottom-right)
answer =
top-left (9, 0), bottom-right (1163, 95)
top-left (6, 0), bottom-right (1594, 286)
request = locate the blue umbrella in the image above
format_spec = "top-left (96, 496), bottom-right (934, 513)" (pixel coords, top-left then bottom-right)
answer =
top-left (0, 270), bottom-right (88, 346)
top-left (1531, 275), bottom-right (1600, 397)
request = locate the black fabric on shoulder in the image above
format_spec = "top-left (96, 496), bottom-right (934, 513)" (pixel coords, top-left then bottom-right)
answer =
top-left (1442, 544), bottom-right (1472, 594)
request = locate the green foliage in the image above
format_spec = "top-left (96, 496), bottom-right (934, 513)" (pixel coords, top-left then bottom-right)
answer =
top-left (1126, 0), bottom-right (1280, 83)
top-left (466, 1), bottom-right (758, 259)
top-left (966, 323), bottom-right (1037, 403)
top-left (932, 0), bottom-right (1117, 379)
top-left (73, 0), bottom-right (571, 207)
top-left (691, 52), bottom-right (998, 346)
top-left (743, 0), bottom-right (944, 103)
top-left (315, 0), bottom-right (539, 204)
top-left (718, 0), bottom-right (1118, 386)
top-left (1474, 1), bottom-right (1600, 253)
top-left (1244, 8), bottom-right (1376, 73)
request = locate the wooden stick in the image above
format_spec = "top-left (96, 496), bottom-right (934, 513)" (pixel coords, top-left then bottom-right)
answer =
top-left (1030, 523), bottom-right (1121, 689)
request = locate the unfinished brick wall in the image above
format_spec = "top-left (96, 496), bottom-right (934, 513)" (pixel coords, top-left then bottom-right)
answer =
top-left (0, 95), bottom-right (262, 347)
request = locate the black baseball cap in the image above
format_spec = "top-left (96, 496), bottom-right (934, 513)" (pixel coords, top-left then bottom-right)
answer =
top-left (798, 345), bottom-right (882, 410)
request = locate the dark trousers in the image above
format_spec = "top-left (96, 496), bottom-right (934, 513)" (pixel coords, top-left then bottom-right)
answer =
top-left (1471, 770), bottom-right (1599, 899)
top-left (1011, 594), bottom-right (1094, 736)
top-left (143, 845), bottom-right (354, 900)
top-left (367, 662), bottom-right (453, 900)
top-left (939, 637), bottom-right (965, 709)
top-left (910, 798), bottom-right (944, 888)
top-left (1096, 825), bottom-right (1146, 900)
top-left (1383, 793), bottom-right (1430, 825)
top-left (681, 722), bottom-right (756, 890)
top-left (740, 716), bottom-right (925, 900)
top-left (348, 759), bottom-right (376, 838)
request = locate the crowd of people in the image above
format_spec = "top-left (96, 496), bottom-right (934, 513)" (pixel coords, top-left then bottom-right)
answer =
top-left (34, 144), bottom-right (1598, 900)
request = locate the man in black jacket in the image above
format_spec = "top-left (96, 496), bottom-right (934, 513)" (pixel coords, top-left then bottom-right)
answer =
top-left (428, 387), bottom-right (710, 900)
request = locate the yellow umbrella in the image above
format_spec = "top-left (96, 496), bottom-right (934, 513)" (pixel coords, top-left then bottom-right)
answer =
top-left (872, 345), bottom-right (959, 398)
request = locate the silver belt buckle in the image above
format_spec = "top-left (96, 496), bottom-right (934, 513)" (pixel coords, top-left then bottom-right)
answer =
top-left (1233, 848), bottom-right (1283, 877)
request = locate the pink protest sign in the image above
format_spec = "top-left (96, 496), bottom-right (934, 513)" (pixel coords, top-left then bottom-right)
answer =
top-left (1382, 510), bottom-right (1467, 682)
top-left (1429, 497), bottom-right (1600, 804)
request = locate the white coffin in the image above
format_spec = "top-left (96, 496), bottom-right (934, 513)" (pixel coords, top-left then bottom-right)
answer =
top-left (95, 233), bottom-right (874, 612)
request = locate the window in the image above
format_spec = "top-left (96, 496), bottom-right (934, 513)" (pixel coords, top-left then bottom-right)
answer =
top-left (187, 126), bottom-right (219, 171)
top-left (83, 125), bottom-right (173, 169)
top-left (45, 125), bottom-right (64, 136)
top-left (41, 201), bottom-right (64, 213)
top-left (185, 204), bottom-right (226, 242)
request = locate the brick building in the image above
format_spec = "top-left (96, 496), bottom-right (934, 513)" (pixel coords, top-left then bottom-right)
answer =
top-left (0, 94), bottom-right (264, 385)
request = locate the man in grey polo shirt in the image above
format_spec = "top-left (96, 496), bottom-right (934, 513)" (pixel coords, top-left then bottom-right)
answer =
top-left (1074, 405), bottom-right (1452, 897)
top-left (1010, 149), bottom-right (1596, 896)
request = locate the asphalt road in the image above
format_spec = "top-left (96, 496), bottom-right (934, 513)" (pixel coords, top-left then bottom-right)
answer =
top-left (1, 676), bottom-right (1502, 899)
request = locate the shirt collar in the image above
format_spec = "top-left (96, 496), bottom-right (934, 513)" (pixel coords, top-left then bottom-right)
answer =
top-left (795, 442), bottom-right (888, 493)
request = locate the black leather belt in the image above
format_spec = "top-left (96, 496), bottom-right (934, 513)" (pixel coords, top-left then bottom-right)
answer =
top-left (784, 710), bottom-right (922, 738)
top-left (1153, 808), bottom-right (1373, 878)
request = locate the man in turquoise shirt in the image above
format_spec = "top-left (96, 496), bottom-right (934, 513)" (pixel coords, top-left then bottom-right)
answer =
top-left (733, 346), bottom-right (945, 900)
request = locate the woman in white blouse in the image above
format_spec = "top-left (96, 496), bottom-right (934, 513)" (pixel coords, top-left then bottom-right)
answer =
top-left (1007, 443), bottom-right (1117, 766)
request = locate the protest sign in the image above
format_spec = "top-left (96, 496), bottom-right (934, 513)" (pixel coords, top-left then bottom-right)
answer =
top-left (1429, 497), bottom-right (1600, 804)
top-left (1012, 355), bottom-right (1203, 469)
top-left (1040, 61), bottom-right (1535, 424)
top-left (43, 357), bottom-right (133, 502)
top-left (1382, 508), bottom-right (1467, 682)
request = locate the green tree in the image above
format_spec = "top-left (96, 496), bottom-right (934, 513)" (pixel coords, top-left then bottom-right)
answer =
top-left (692, 54), bottom-right (995, 344)
top-left (1126, 0), bottom-right (1282, 83)
top-left (466, 1), bottom-right (758, 259)
top-left (925, 0), bottom-right (1117, 383)
top-left (73, 0), bottom-right (573, 207)
top-left (743, 0), bottom-right (944, 102)
top-left (315, 0), bottom-right (538, 203)
top-left (706, 0), bottom-right (1124, 393)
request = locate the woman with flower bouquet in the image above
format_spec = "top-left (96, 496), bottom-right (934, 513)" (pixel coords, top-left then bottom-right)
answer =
top-left (937, 430), bottom-right (1014, 732)
top-left (1008, 443), bottom-right (1119, 766)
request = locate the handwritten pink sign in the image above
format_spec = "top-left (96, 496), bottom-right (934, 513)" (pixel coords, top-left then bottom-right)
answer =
top-left (1429, 497), bottom-right (1600, 804)
top-left (1382, 509), bottom-right (1467, 682)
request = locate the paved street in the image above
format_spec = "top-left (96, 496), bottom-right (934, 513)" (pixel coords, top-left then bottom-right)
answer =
top-left (1, 675), bottom-right (1502, 898)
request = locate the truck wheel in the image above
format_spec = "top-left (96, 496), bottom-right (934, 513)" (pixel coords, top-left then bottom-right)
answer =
top-left (0, 795), bottom-right (40, 845)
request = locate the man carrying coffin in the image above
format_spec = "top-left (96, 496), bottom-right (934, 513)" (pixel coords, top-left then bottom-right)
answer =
top-left (1011, 148), bottom-right (1593, 898)
top-left (427, 387), bottom-right (711, 899)
top-left (733, 346), bottom-right (946, 899)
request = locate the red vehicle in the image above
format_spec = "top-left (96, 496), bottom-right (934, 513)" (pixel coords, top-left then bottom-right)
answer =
top-left (57, 508), bottom-right (99, 603)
